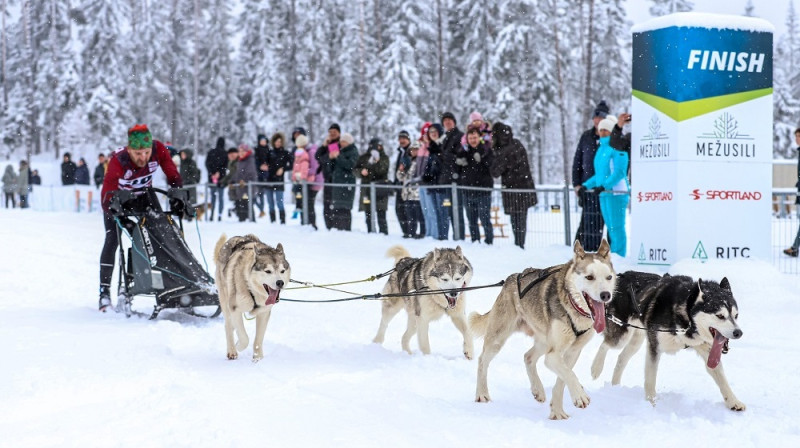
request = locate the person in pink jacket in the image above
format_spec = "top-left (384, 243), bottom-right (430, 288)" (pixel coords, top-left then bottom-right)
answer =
top-left (291, 133), bottom-right (319, 229)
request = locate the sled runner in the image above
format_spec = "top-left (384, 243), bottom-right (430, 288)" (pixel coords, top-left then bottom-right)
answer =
top-left (110, 187), bottom-right (220, 319)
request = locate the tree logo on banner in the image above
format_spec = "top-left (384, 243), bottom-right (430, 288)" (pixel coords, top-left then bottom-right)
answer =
top-left (692, 241), bottom-right (709, 262)
top-left (643, 114), bottom-right (668, 141)
top-left (699, 112), bottom-right (753, 140)
top-left (638, 243), bottom-right (647, 262)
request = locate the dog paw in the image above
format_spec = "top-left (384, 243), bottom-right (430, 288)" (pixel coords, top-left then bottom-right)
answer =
top-left (475, 393), bottom-right (491, 403)
top-left (590, 364), bottom-right (602, 380)
top-left (372, 336), bottom-right (384, 345)
top-left (727, 399), bottom-right (746, 411)
top-left (531, 388), bottom-right (546, 403)
top-left (646, 394), bottom-right (657, 407)
top-left (573, 392), bottom-right (590, 409)
top-left (464, 350), bottom-right (473, 360)
top-left (548, 408), bottom-right (570, 420)
top-left (226, 352), bottom-right (238, 360)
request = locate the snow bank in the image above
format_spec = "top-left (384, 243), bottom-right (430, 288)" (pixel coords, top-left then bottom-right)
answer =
top-left (632, 12), bottom-right (775, 34)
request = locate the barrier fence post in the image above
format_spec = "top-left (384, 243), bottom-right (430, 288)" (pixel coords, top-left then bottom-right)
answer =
top-left (563, 185), bottom-right (572, 246)
top-left (451, 183), bottom-right (461, 240)
top-left (301, 180), bottom-right (309, 225)
top-left (247, 182), bottom-right (254, 222)
top-left (369, 183), bottom-right (378, 232)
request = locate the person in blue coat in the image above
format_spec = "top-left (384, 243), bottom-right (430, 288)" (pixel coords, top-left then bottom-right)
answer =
top-left (583, 115), bottom-right (630, 256)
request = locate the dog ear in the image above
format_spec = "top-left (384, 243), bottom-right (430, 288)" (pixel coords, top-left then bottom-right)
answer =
top-left (455, 246), bottom-right (463, 258)
top-left (432, 248), bottom-right (439, 263)
top-left (573, 240), bottom-right (586, 260)
top-left (719, 277), bottom-right (731, 291)
top-left (596, 239), bottom-right (610, 258)
top-left (276, 243), bottom-right (284, 254)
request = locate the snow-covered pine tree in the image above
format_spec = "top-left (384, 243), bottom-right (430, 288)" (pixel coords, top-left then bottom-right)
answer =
top-left (773, 1), bottom-right (800, 157)
top-left (195, 0), bottom-right (238, 151)
top-left (78, 0), bottom-right (133, 150)
top-left (235, 0), bottom-right (274, 142)
top-left (649, 0), bottom-right (693, 16)
top-left (591, 0), bottom-right (632, 118)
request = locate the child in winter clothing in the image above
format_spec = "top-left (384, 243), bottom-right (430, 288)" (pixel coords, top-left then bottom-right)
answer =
top-left (396, 141), bottom-right (424, 238)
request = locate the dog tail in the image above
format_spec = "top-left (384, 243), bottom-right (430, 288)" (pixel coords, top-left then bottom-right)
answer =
top-left (386, 245), bottom-right (412, 265)
top-left (469, 311), bottom-right (490, 339)
top-left (214, 233), bottom-right (228, 264)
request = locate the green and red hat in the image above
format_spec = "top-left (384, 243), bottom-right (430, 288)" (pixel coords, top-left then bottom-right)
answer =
top-left (127, 124), bottom-right (153, 150)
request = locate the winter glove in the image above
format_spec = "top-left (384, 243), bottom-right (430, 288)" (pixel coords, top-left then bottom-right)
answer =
top-left (455, 157), bottom-right (468, 167)
top-left (169, 197), bottom-right (185, 215)
top-left (473, 152), bottom-right (481, 163)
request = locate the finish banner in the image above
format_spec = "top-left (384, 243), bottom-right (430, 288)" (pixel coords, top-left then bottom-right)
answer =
top-left (630, 13), bottom-right (773, 265)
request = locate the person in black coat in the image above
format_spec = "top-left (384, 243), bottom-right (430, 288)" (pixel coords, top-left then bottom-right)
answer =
top-left (490, 122), bottom-right (538, 249)
top-left (784, 128), bottom-right (800, 257)
top-left (61, 152), bottom-right (77, 185)
top-left (253, 134), bottom-right (270, 217)
top-left (316, 123), bottom-right (341, 230)
top-left (93, 153), bottom-right (107, 188)
top-left (460, 125), bottom-right (494, 244)
top-left (423, 123), bottom-right (449, 240)
top-left (264, 132), bottom-right (293, 224)
top-left (439, 111), bottom-right (466, 240)
top-left (205, 137), bottom-right (228, 221)
top-left (75, 158), bottom-right (91, 185)
top-left (571, 100), bottom-right (609, 251)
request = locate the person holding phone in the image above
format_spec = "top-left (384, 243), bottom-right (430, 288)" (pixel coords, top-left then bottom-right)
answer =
top-left (316, 123), bottom-right (341, 230)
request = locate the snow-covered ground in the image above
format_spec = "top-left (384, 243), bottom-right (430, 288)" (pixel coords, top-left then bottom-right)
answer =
top-left (1, 208), bottom-right (799, 447)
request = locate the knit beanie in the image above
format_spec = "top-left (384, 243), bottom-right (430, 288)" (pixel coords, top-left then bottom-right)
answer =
top-left (593, 100), bottom-right (610, 118)
top-left (128, 124), bottom-right (153, 149)
top-left (441, 111), bottom-right (456, 125)
top-left (329, 123), bottom-right (341, 132)
top-left (597, 116), bottom-right (618, 133)
top-left (295, 134), bottom-right (308, 148)
top-left (398, 130), bottom-right (410, 140)
top-left (469, 111), bottom-right (483, 123)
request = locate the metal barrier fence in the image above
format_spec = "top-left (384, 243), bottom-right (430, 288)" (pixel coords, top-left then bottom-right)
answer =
top-left (195, 181), bottom-right (800, 274)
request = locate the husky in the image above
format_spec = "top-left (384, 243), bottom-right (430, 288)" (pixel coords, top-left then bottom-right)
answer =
top-left (214, 234), bottom-right (291, 362)
top-left (590, 271), bottom-right (664, 384)
top-left (372, 245), bottom-right (474, 359)
top-left (470, 240), bottom-right (615, 420)
top-left (606, 275), bottom-right (745, 410)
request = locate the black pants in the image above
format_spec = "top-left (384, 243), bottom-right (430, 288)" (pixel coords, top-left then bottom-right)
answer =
top-left (395, 192), bottom-right (408, 235)
top-left (576, 191), bottom-right (605, 252)
top-left (323, 188), bottom-right (334, 230)
top-left (365, 209), bottom-right (388, 234)
top-left (403, 200), bottom-right (423, 237)
top-left (19, 194), bottom-right (28, 208)
top-left (300, 188), bottom-right (319, 229)
top-left (331, 208), bottom-right (351, 231)
top-left (100, 212), bottom-right (119, 288)
top-left (4, 192), bottom-right (15, 208)
top-left (510, 211), bottom-right (527, 249)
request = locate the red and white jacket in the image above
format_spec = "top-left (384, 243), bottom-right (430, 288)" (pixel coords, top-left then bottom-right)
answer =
top-left (101, 140), bottom-right (183, 212)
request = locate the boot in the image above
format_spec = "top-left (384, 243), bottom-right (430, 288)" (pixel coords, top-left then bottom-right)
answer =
top-left (269, 210), bottom-right (276, 223)
top-left (98, 286), bottom-right (112, 312)
top-left (279, 210), bottom-right (286, 224)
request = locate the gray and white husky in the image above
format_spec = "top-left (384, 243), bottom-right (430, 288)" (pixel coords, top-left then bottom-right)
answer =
top-left (470, 239), bottom-right (616, 420)
top-left (595, 274), bottom-right (745, 411)
top-left (372, 245), bottom-right (474, 359)
top-left (214, 234), bottom-right (291, 362)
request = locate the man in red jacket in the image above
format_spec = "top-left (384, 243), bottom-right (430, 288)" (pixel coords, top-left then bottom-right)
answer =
top-left (98, 124), bottom-right (183, 312)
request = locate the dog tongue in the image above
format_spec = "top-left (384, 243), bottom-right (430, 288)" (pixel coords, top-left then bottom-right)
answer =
top-left (708, 331), bottom-right (727, 369)
top-left (264, 286), bottom-right (279, 306)
top-left (590, 300), bottom-right (606, 333)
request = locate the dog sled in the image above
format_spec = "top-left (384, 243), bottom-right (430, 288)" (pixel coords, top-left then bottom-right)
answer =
top-left (110, 187), bottom-right (220, 319)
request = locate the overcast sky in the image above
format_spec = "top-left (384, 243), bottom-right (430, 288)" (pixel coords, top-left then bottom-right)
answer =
top-left (626, 0), bottom-right (790, 38)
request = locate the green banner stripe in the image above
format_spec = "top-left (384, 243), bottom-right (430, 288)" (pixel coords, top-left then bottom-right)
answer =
top-left (632, 88), bottom-right (773, 122)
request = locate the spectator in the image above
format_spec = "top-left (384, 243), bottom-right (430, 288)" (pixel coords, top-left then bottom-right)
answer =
top-left (2, 164), bottom-right (17, 208)
top-left (460, 111), bottom-right (492, 148)
top-left (460, 125), bottom-right (494, 245)
top-left (265, 132), bottom-right (293, 224)
top-left (30, 169), bottom-right (41, 185)
top-left (254, 134), bottom-right (270, 218)
top-left (18, 160), bottom-right (30, 209)
top-left (423, 123), bottom-right (449, 240)
top-left (61, 152), bottom-right (77, 185)
top-left (316, 123), bottom-right (341, 230)
top-left (94, 153), bottom-right (107, 188)
top-left (582, 115), bottom-right (630, 257)
top-left (416, 123), bottom-right (436, 238)
top-left (394, 130), bottom-right (413, 236)
top-left (440, 111), bottom-right (466, 240)
top-left (784, 128), bottom-right (800, 257)
top-left (205, 137), bottom-right (228, 221)
top-left (228, 143), bottom-right (258, 222)
top-left (490, 122), bottom-right (538, 249)
top-left (572, 100), bottom-right (609, 251)
top-left (354, 137), bottom-right (390, 234)
top-left (320, 132), bottom-right (358, 231)
top-left (397, 140), bottom-right (425, 238)
top-left (290, 133), bottom-right (320, 229)
top-left (75, 158), bottom-right (91, 185)
top-left (179, 148), bottom-right (201, 215)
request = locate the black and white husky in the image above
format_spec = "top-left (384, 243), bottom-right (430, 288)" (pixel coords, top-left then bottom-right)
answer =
top-left (594, 274), bottom-right (745, 411)
top-left (372, 245), bottom-right (474, 359)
